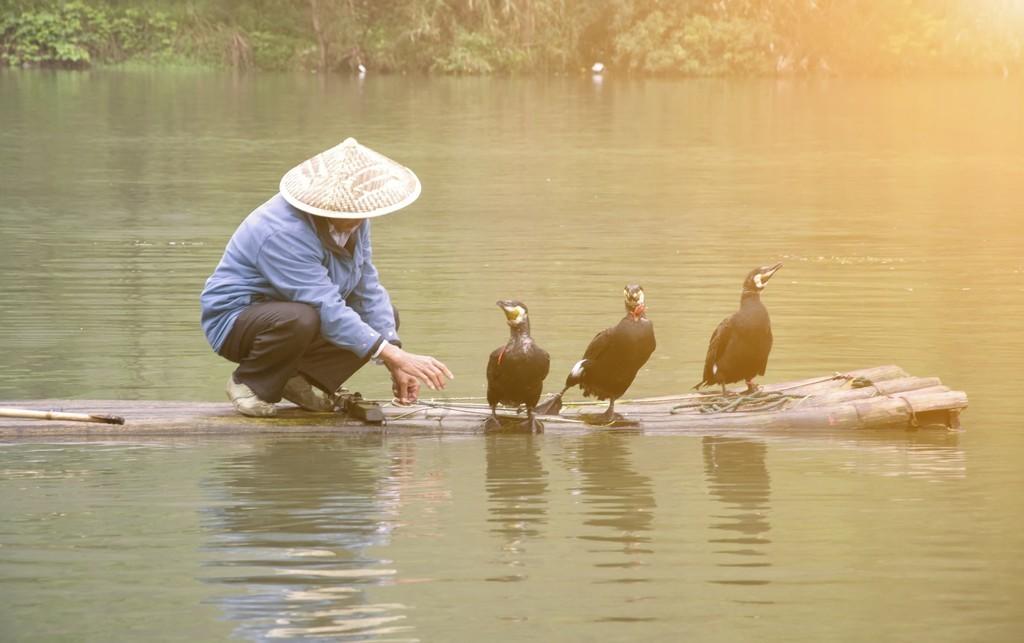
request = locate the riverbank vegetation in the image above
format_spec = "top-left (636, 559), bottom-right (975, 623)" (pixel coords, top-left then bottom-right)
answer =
top-left (2, 0), bottom-right (1021, 75)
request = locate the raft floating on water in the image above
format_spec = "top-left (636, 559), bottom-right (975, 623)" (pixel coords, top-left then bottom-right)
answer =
top-left (0, 365), bottom-right (966, 438)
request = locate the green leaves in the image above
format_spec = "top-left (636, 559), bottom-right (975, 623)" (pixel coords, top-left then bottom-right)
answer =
top-left (1, 1), bottom-right (176, 68)
top-left (0, 1), bottom-right (1019, 74)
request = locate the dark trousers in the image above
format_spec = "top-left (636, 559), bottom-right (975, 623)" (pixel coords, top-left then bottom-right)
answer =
top-left (218, 302), bottom-right (389, 403)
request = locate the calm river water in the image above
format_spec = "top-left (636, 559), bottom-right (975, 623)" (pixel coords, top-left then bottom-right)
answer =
top-left (1, 70), bottom-right (1023, 641)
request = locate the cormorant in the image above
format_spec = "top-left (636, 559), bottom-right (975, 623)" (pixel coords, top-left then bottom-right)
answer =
top-left (695, 263), bottom-right (783, 395)
top-left (536, 284), bottom-right (656, 424)
top-left (486, 300), bottom-right (550, 432)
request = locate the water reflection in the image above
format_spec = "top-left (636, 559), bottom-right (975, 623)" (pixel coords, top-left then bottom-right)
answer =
top-left (702, 437), bottom-right (772, 586)
top-left (567, 432), bottom-right (656, 576)
top-left (832, 431), bottom-right (967, 481)
top-left (484, 434), bottom-right (548, 582)
top-left (201, 437), bottom-right (415, 641)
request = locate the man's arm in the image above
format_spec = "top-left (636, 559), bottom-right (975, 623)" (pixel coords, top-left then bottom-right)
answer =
top-left (346, 224), bottom-right (401, 347)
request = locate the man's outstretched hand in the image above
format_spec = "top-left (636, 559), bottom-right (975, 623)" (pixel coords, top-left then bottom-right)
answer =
top-left (379, 343), bottom-right (454, 404)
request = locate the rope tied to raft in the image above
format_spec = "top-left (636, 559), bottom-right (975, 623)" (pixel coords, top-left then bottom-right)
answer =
top-left (388, 399), bottom-right (591, 425)
top-left (896, 395), bottom-right (920, 428)
top-left (670, 390), bottom-right (807, 415)
top-left (385, 371), bottom-right (872, 420)
top-left (670, 372), bottom-right (872, 415)
top-left (823, 372), bottom-right (873, 388)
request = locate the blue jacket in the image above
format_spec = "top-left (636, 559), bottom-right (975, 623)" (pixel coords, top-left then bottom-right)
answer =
top-left (200, 193), bottom-right (400, 358)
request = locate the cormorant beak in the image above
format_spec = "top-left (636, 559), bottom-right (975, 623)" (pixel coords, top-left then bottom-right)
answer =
top-left (754, 262), bottom-right (783, 289)
top-left (497, 300), bottom-right (526, 325)
top-left (624, 285), bottom-right (645, 311)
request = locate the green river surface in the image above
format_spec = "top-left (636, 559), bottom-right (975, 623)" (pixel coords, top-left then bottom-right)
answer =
top-left (1, 70), bottom-right (1023, 642)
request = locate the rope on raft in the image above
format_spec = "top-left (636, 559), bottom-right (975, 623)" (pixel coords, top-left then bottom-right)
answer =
top-left (384, 399), bottom-right (590, 424)
top-left (670, 390), bottom-right (806, 415)
top-left (669, 373), bottom-right (874, 415)
top-left (381, 372), bottom-right (876, 420)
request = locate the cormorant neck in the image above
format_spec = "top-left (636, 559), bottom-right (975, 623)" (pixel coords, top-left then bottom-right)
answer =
top-left (508, 321), bottom-right (531, 339)
top-left (626, 303), bottom-right (647, 320)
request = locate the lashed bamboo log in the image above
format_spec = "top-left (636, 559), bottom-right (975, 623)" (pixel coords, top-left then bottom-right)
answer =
top-left (797, 377), bottom-right (944, 408)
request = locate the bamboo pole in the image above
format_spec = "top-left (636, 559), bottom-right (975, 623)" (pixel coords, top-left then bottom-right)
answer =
top-left (0, 407), bottom-right (125, 425)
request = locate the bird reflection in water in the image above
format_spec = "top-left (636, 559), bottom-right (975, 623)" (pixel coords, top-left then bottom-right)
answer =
top-left (201, 436), bottom-right (415, 641)
top-left (484, 433), bottom-right (548, 582)
top-left (702, 436), bottom-right (773, 587)
top-left (568, 432), bottom-right (656, 578)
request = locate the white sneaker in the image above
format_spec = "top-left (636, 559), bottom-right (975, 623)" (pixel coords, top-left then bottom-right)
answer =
top-left (282, 375), bottom-right (335, 412)
top-left (226, 375), bottom-right (277, 417)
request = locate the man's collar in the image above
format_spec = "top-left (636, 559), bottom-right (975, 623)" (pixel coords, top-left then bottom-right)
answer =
top-left (309, 215), bottom-right (360, 256)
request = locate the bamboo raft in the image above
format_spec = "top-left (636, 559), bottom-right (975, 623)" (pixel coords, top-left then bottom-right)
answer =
top-left (0, 365), bottom-right (966, 438)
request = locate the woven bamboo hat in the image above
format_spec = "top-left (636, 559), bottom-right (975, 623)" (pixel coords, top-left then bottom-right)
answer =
top-left (279, 137), bottom-right (421, 218)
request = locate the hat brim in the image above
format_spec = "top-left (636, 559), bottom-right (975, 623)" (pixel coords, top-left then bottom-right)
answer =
top-left (279, 174), bottom-right (421, 219)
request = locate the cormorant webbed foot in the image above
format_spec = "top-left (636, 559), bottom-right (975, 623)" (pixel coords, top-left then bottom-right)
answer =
top-left (703, 384), bottom-right (738, 397)
top-left (578, 411), bottom-right (634, 427)
top-left (483, 412), bottom-right (544, 433)
top-left (534, 393), bottom-right (564, 416)
top-left (580, 400), bottom-right (634, 427)
top-left (484, 411), bottom-right (503, 432)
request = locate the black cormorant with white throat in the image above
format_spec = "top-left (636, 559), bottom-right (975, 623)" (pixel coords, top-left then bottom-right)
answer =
top-left (695, 263), bottom-right (783, 395)
top-left (537, 284), bottom-right (656, 424)
top-left (486, 300), bottom-right (550, 432)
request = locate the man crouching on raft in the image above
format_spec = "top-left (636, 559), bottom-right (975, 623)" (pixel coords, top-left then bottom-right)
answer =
top-left (200, 137), bottom-right (453, 417)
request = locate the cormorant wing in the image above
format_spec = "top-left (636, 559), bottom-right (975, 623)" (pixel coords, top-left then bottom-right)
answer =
top-left (486, 345), bottom-right (504, 388)
top-left (582, 327), bottom-right (614, 361)
top-left (535, 347), bottom-right (551, 381)
top-left (702, 315), bottom-right (734, 384)
top-left (755, 326), bottom-right (773, 376)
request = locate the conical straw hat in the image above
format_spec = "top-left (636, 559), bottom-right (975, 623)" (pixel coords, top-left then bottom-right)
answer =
top-left (279, 138), bottom-right (421, 218)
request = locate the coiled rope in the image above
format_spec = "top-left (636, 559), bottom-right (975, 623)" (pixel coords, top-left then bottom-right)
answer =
top-left (670, 390), bottom-right (804, 415)
top-left (669, 372), bottom-right (874, 415)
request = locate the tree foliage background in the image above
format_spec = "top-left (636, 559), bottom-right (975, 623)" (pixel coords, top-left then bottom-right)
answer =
top-left (1, 0), bottom-right (1021, 74)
